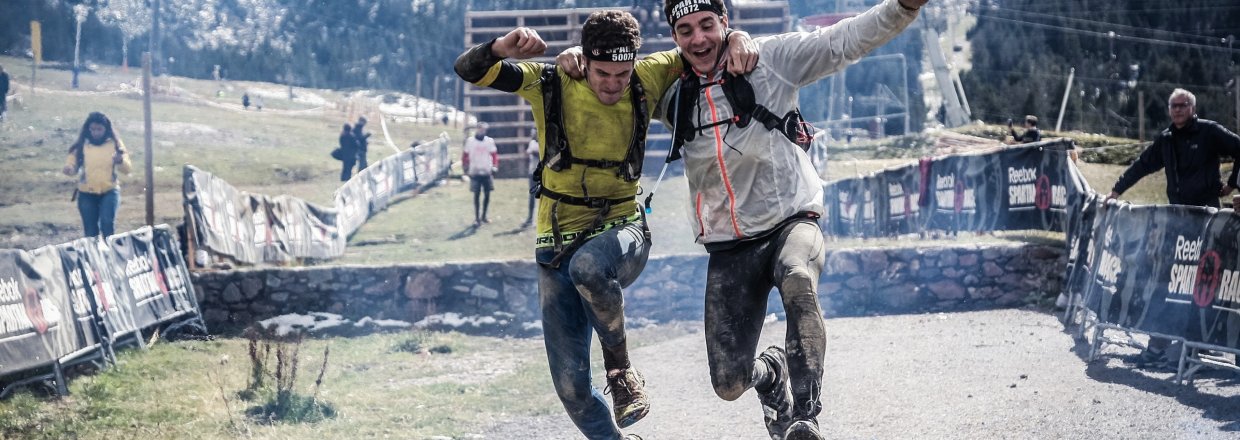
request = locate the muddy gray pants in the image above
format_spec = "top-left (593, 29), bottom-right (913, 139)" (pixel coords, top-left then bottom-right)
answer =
top-left (704, 219), bottom-right (826, 420)
top-left (535, 221), bottom-right (650, 439)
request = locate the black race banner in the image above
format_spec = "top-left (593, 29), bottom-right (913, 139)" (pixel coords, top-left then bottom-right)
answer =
top-left (996, 144), bottom-right (1084, 232)
top-left (875, 164), bottom-right (924, 236)
top-left (1, 225), bottom-right (201, 379)
top-left (924, 152), bottom-right (1006, 233)
top-left (1181, 209), bottom-right (1240, 348)
top-left (67, 236), bottom-right (140, 340)
top-left (823, 178), bottom-right (863, 237)
top-left (106, 228), bottom-right (196, 331)
top-left (0, 250), bottom-right (75, 376)
top-left (1063, 194), bottom-right (1102, 304)
top-left (1081, 203), bottom-right (1232, 346)
top-left (823, 140), bottom-right (1092, 238)
top-left (53, 244), bottom-right (106, 358)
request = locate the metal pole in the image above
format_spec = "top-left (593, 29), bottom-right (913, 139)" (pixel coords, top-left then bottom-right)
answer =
top-left (1234, 75), bottom-right (1239, 134)
top-left (73, 18), bottom-right (82, 88)
top-left (150, 0), bottom-right (161, 76)
top-left (1138, 90), bottom-right (1145, 142)
top-left (30, 20), bottom-right (39, 97)
top-left (1055, 67), bottom-right (1075, 132)
top-left (902, 54), bottom-right (910, 135)
top-left (142, 53), bottom-right (154, 226)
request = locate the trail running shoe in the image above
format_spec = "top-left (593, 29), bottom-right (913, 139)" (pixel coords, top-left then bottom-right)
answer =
top-left (605, 367), bottom-right (651, 428)
top-left (784, 418), bottom-right (824, 440)
top-left (623, 435), bottom-right (643, 440)
top-left (756, 346), bottom-right (794, 440)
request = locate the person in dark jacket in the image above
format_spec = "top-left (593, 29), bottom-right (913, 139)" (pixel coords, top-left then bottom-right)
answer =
top-left (1109, 88), bottom-right (1240, 208)
top-left (1009, 115), bottom-right (1041, 144)
top-left (353, 116), bottom-right (371, 173)
top-left (1107, 87), bottom-right (1240, 368)
top-left (338, 124), bottom-right (358, 181)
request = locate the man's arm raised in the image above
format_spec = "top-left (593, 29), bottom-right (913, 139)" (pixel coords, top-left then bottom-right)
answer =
top-left (455, 27), bottom-right (548, 83)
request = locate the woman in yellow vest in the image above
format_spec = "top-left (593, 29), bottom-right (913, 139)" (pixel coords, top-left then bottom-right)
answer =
top-left (62, 112), bottom-right (132, 238)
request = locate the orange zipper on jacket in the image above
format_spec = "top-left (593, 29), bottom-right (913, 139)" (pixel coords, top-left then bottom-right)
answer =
top-left (703, 85), bottom-right (743, 238)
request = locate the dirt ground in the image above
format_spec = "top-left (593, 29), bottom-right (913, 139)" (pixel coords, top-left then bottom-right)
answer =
top-left (474, 308), bottom-right (1240, 439)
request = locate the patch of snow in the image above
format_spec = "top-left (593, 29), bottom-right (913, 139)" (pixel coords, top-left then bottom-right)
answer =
top-left (258, 312), bottom-right (411, 336)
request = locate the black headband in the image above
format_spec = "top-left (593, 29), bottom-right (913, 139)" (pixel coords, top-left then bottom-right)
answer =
top-left (667, 0), bottom-right (723, 27)
top-left (584, 45), bottom-right (637, 62)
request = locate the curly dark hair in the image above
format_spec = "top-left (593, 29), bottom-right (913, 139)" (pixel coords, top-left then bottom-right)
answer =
top-left (663, 0), bottom-right (728, 27)
top-left (69, 111), bottom-right (118, 153)
top-left (581, 10), bottom-right (642, 56)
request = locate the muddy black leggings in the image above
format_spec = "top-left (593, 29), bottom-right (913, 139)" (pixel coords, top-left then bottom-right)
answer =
top-left (703, 219), bottom-right (826, 420)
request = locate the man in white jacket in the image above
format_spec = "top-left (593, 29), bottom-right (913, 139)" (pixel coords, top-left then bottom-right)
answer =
top-left (660, 0), bottom-right (925, 438)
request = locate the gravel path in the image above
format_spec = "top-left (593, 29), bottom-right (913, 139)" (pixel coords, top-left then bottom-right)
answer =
top-left (476, 308), bottom-right (1240, 439)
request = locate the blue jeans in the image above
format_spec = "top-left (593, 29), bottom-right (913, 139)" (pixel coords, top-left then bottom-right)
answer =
top-left (535, 221), bottom-right (650, 440)
top-left (77, 189), bottom-right (120, 237)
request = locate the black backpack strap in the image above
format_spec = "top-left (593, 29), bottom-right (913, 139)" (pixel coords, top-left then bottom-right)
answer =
top-left (719, 72), bottom-right (814, 150)
top-left (619, 69), bottom-right (648, 181)
top-left (668, 71), bottom-right (700, 163)
top-left (539, 64), bottom-right (572, 173)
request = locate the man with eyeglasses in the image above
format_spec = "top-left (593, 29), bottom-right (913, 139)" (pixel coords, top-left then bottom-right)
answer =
top-left (1107, 87), bottom-right (1240, 368)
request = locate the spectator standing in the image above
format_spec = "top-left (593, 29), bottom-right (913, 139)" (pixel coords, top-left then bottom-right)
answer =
top-left (338, 124), bottom-right (358, 181)
top-left (353, 116), bottom-right (372, 172)
top-left (461, 123), bottom-right (498, 225)
top-left (62, 112), bottom-right (132, 238)
top-left (1108, 88), bottom-right (1240, 367)
top-left (242, 93), bottom-right (251, 110)
top-left (1009, 115), bottom-right (1041, 143)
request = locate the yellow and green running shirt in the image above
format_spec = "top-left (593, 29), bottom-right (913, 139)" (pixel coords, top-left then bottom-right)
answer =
top-left (466, 49), bottom-right (682, 248)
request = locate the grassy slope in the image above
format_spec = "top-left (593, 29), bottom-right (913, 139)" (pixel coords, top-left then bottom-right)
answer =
top-left (0, 55), bottom-right (454, 250)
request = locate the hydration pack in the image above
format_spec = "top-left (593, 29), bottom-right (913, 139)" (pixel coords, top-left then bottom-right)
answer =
top-left (666, 66), bottom-right (814, 162)
top-left (533, 64), bottom-right (649, 196)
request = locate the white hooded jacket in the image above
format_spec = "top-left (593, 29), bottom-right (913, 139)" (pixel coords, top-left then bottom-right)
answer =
top-left (659, 0), bottom-right (918, 246)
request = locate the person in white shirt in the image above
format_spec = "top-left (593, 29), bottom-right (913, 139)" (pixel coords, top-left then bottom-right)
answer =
top-left (462, 122), bottom-right (499, 225)
top-left (523, 128), bottom-right (540, 227)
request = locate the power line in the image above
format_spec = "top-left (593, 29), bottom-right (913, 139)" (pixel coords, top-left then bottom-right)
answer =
top-left (973, 13), bottom-right (1240, 55)
top-left (1011, 0), bottom-right (1240, 12)
top-left (1059, 5), bottom-right (1240, 17)
top-left (964, 68), bottom-right (1231, 92)
top-left (993, 6), bottom-right (1230, 45)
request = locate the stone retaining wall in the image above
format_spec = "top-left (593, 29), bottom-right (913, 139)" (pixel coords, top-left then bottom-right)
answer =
top-left (191, 243), bottom-right (1066, 334)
